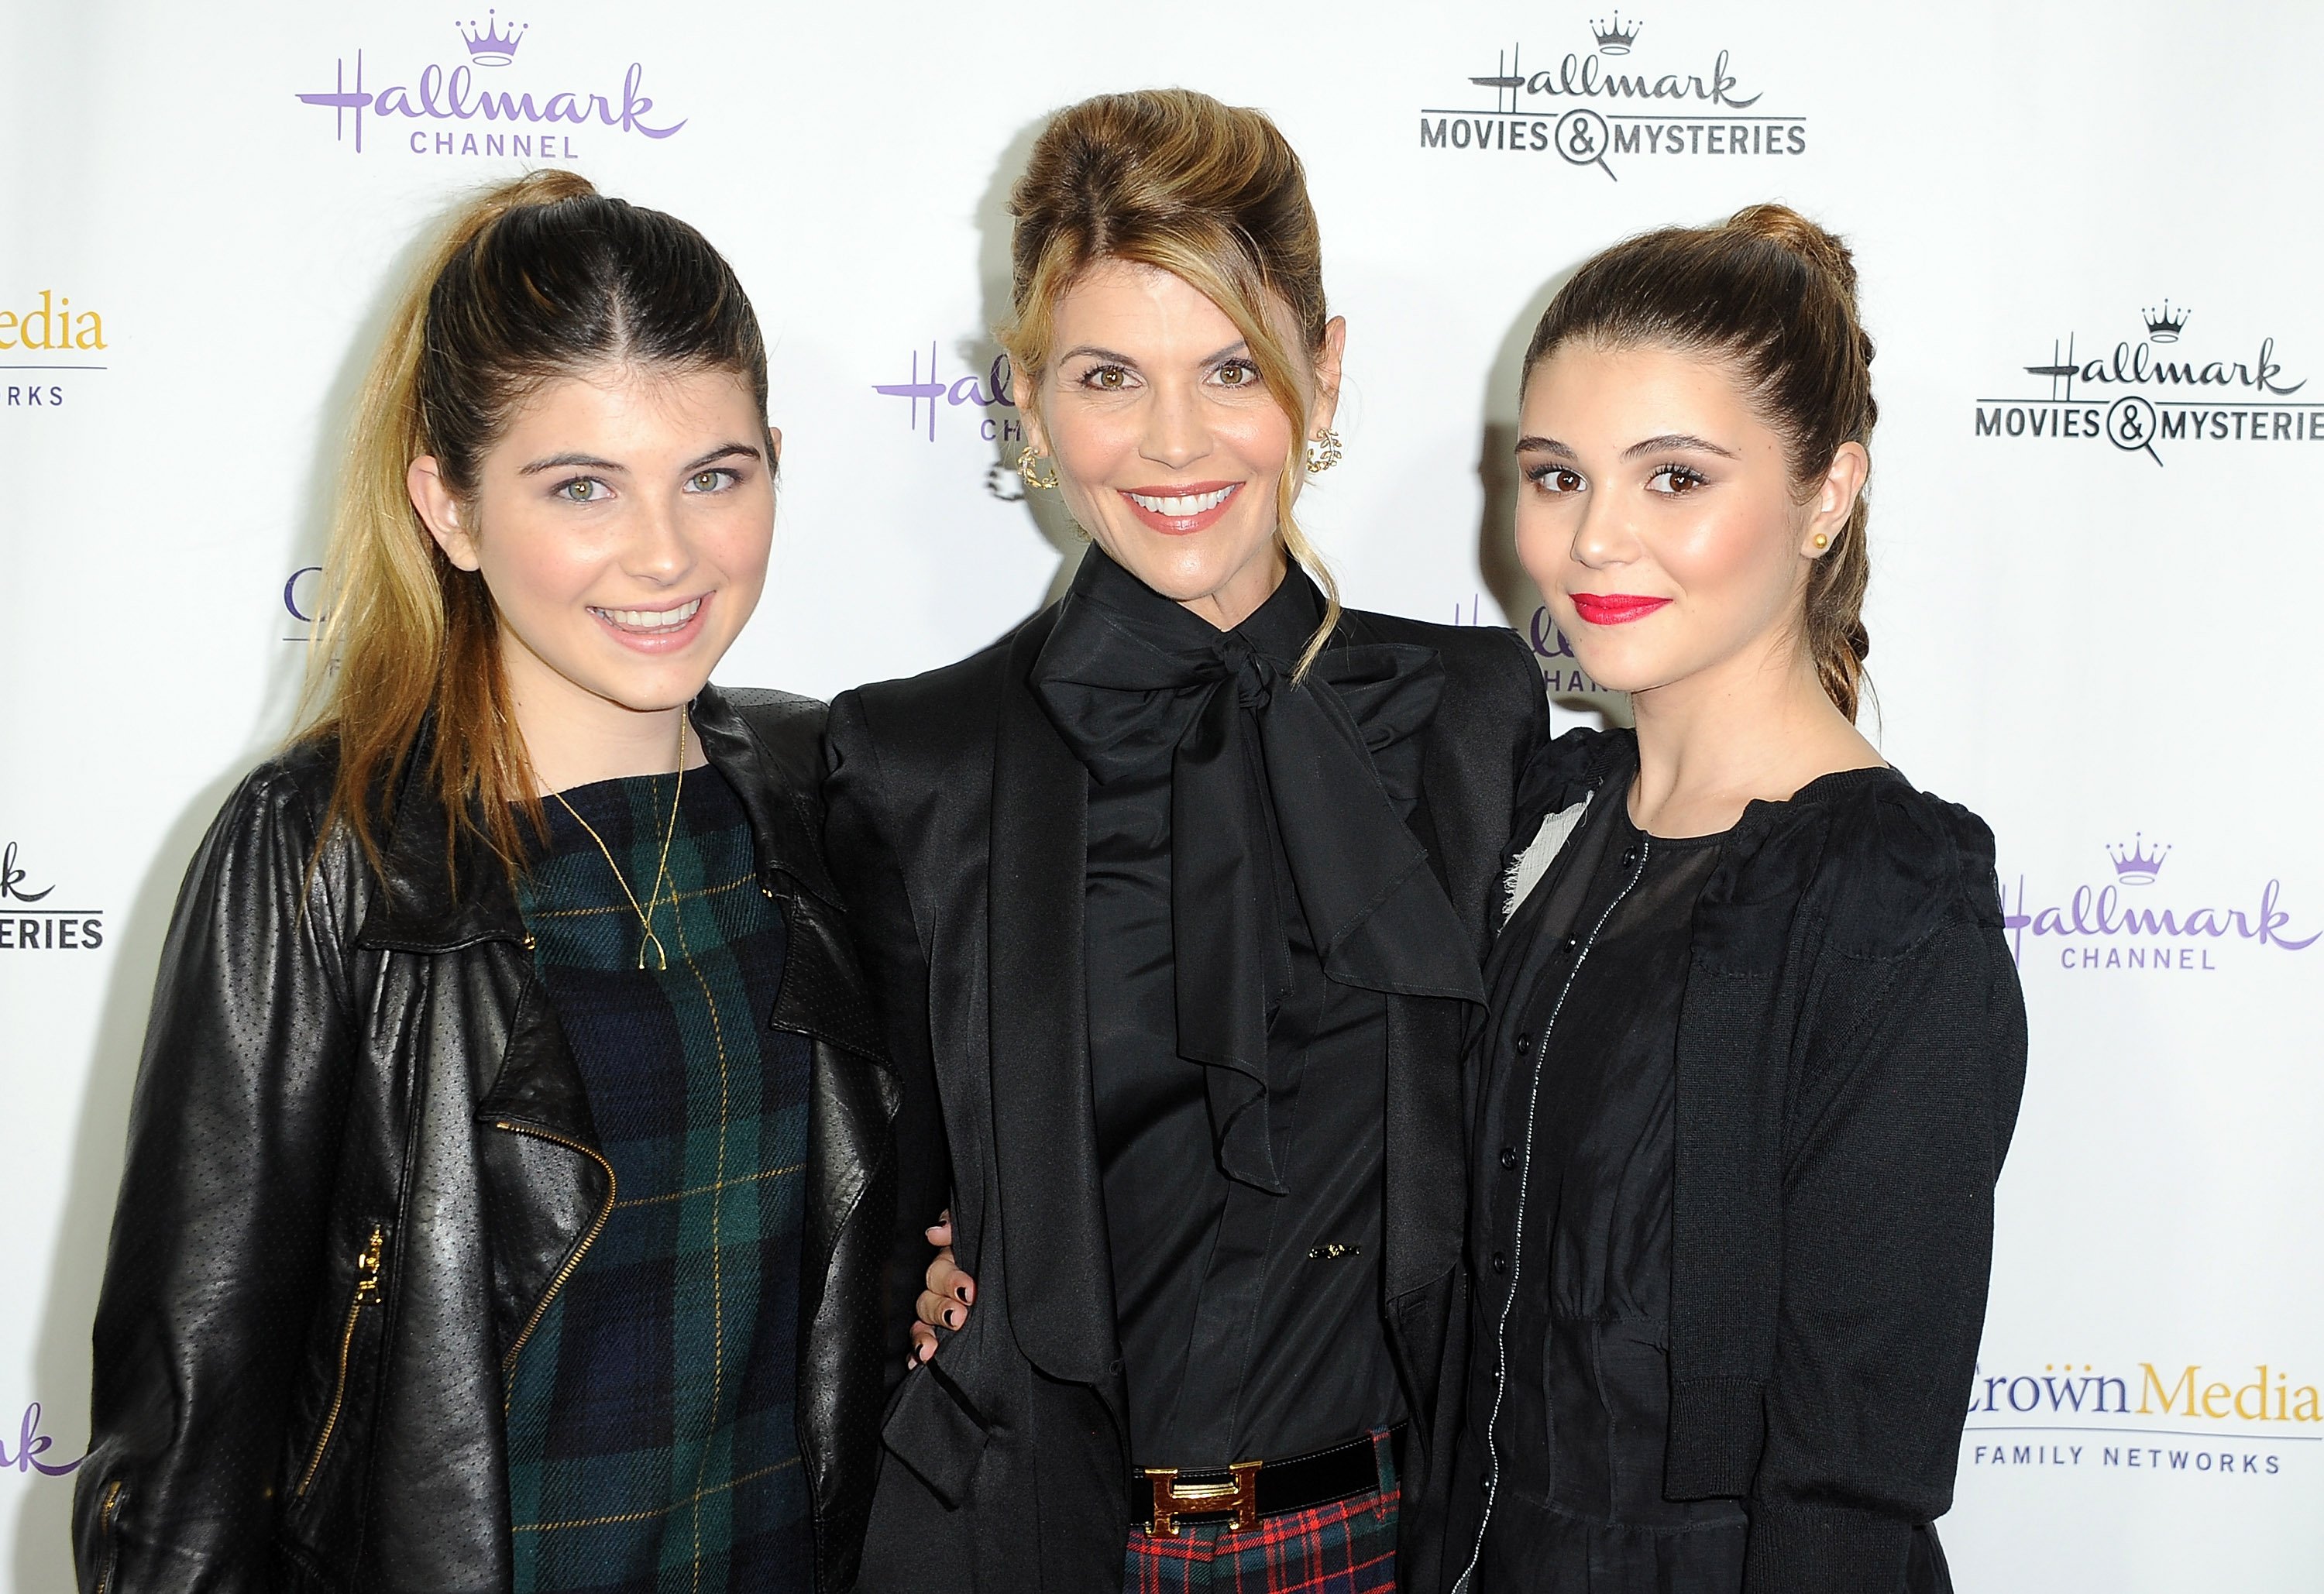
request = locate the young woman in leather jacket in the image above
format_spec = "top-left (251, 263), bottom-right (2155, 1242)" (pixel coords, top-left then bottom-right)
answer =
top-left (73, 171), bottom-right (894, 1594)
top-left (1443, 207), bottom-right (2027, 1594)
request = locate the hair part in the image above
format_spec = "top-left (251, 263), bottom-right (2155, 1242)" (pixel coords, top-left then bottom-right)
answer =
top-left (1521, 201), bottom-right (1877, 720)
top-left (301, 169), bottom-right (769, 883)
top-left (999, 88), bottom-right (1341, 675)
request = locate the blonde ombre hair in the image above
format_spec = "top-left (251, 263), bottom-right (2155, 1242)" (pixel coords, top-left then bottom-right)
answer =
top-left (1000, 88), bottom-right (1341, 673)
top-left (301, 170), bottom-right (769, 881)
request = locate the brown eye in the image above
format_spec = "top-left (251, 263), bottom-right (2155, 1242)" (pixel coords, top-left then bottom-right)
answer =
top-left (1215, 359), bottom-right (1260, 387)
top-left (1527, 465), bottom-right (1583, 495)
top-left (1093, 366), bottom-right (1127, 390)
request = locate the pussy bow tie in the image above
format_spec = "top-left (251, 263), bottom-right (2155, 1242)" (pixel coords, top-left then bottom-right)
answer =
top-left (1032, 551), bottom-right (1484, 1193)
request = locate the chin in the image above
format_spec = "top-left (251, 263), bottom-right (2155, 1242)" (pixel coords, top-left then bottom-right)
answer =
top-left (1104, 525), bottom-right (1273, 605)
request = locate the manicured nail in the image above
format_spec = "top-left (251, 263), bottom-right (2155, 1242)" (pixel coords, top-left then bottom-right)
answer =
top-left (944, 1307), bottom-right (961, 1328)
top-left (955, 1286), bottom-right (971, 1303)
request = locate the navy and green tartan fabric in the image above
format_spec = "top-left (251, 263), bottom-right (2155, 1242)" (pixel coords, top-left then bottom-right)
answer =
top-left (507, 764), bottom-right (813, 1594)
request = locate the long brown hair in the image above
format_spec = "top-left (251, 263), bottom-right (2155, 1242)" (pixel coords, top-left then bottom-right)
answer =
top-left (301, 169), bottom-right (769, 880)
top-left (1522, 203), bottom-right (1878, 720)
top-left (1000, 88), bottom-right (1341, 673)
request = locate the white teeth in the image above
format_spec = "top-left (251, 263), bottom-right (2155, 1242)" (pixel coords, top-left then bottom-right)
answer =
top-left (1128, 486), bottom-right (1233, 517)
top-left (593, 597), bottom-right (702, 631)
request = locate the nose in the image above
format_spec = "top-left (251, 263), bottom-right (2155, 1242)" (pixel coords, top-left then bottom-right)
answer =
top-left (1138, 376), bottom-right (1212, 473)
top-left (1568, 490), bottom-right (1640, 572)
top-left (621, 492), bottom-right (696, 586)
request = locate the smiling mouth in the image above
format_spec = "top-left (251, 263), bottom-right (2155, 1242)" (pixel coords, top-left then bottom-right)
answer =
top-left (1126, 486), bottom-right (1235, 516)
top-left (590, 596), bottom-right (703, 635)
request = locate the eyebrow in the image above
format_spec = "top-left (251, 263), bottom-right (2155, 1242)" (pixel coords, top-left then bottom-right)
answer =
top-left (1057, 339), bottom-right (1252, 368)
top-left (1513, 431), bottom-right (1739, 461)
top-left (518, 441), bottom-right (763, 477)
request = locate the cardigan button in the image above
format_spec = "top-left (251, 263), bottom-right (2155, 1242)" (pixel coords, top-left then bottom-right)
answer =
top-left (1498, 1146), bottom-right (1518, 1170)
top-left (1622, 847), bottom-right (1641, 868)
top-left (1515, 1031), bottom-right (1532, 1053)
top-left (1560, 935), bottom-right (1579, 955)
top-left (1490, 1250), bottom-right (1508, 1274)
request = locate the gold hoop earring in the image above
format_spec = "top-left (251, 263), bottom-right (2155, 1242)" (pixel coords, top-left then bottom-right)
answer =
top-left (1305, 428), bottom-right (1342, 474)
top-left (1810, 531), bottom-right (1831, 551)
top-left (1017, 445), bottom-right (1061, 490)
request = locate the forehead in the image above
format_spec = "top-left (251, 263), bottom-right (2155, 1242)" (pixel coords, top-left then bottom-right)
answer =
top-left (1521, 341), bottom-right (1757, 442)
top-left (499, 363), bottom-right (760, 441)
top-left (1050, 258), bottom-right (1253, 353)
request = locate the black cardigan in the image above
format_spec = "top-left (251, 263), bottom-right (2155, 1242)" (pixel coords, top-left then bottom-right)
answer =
top-left (1452, 729), bottom-right (2028, 1591)
top-left (825, 597), bottom-right (1545, 1593)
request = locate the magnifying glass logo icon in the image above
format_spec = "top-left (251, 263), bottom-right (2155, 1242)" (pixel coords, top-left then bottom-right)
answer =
top-left (1555, 109), bottom-right (1618, 183)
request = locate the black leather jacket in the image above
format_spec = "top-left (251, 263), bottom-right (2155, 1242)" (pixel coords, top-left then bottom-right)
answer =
top-left (73, 685), bottom-right (896, 1594)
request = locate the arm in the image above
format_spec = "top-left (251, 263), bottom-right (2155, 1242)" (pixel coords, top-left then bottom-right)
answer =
top-left (823, 692), bottom-right (954, 1387)
top-left (74, 766), bottom-right (359, 1593)
top-left (1748, 919), bottom-right (2028, 1591)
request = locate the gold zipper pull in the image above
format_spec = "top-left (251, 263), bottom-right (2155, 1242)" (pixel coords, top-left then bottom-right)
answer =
top-left (355, 1223), bottom-right (385, 1300)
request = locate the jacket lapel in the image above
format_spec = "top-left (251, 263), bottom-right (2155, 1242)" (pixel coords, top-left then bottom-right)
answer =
top-left (985, 615), bottom-right (1119, 1386)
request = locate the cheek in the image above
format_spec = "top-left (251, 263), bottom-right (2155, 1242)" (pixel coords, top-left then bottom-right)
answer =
top-left (1654, 502), bottom-right (1793, 602)
top-left (1512, 495), bottom-right (1570, 586)
top-left (475, 509), bottom-right (599, 613)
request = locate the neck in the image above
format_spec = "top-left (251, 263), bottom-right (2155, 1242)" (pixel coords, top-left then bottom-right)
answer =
top-left (500, 644), bottom-right (702, 795)
top-left (1177, 544), bottom-right (1288, 632)
top-left (1625, 630), bottom-right (1881, 838)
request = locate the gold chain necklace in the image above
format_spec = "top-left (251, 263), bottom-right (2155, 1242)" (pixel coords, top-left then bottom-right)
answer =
top-left (550, 712), bottom-right (689, 971)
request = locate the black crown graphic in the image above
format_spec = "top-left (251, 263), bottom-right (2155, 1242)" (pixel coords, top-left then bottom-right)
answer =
top-left (1591, 12), bottom-right (1642, 53)
top-left (2143, 301), bottom-right (2190, 344)
top-left (2106, 833), bottom-right (2171, 886)
top-left (456, 9), bottom-right (528, 66)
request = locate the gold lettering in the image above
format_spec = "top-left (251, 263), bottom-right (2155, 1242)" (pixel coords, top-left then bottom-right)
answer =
top-left (2202, 1382), bottom-right (2231, 1418)
top-left (2296, 1386), bottom-right (2320, 1422)
top-left (74, 311), bottom-right (104, 350)
top-left (2138, 1363), bottom-right (2199, 1416)
top-left (2235, 1367), bottom-right (2270, 1421)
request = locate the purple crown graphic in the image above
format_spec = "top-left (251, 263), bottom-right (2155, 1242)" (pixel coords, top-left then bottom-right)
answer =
top-left (2143, 301), bottom-right (2190, 344)
top-left (456, 9), bottom-right (528, 66)
top-left (2107, 833), bottom-right (2171, 886)
top-left (1592, 12), bottom-right (1642, 53)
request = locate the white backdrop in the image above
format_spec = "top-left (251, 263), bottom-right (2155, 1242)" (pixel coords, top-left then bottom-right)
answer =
top-left (4, 2), bottom-right (2322, 1589)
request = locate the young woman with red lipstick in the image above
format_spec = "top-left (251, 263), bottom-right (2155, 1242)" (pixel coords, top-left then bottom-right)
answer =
top-left (74, 172), bottom-right (892, 1593)
top-left (829, 90), bottom-right (1545, 1593)
top-left (1443, 206), bottom-right (2028, 1594)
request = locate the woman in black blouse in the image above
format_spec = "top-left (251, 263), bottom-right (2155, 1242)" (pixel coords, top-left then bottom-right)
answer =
top-left (1443, 206), bottom-right (2028, 1593)
top-left (831, 91), bottom-right (1542, 1592)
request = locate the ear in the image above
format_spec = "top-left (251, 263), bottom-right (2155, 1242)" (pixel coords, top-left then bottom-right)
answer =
top-left (1803, 441), bottom-right (1868, 557)
top-left (766, 424), bottom-right (783, 475)
top-left (408, 456), bottom-right (479, 571)
top-left (1009, 368), bottom-right (1052, 459)
top-left (1308, 315), bottom-right (1349, 437)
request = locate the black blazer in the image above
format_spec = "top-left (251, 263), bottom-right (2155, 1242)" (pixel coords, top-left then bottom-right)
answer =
top-left (74, 687), bottom-right (896, 1594)
top-left (825, 596), bottom-right (1545, 1592)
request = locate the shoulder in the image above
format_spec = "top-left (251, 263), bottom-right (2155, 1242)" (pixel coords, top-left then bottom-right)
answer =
top-left (709, 684), bottom-right (828, 793)
top-left (1789, 768), bottom-right (2006, 957)
top-left (218, 733), bottom-right (342, 846)
top-left (829, 609), bottom-right (1051, 768)
top-left (1342, 610), bottom-right (1539, 703)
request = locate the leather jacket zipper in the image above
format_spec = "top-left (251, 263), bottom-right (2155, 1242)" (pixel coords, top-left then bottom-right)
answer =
top-left (92, 1478), bottom-right (123, 1594)
top-left (294, 1224), bottom-right (386, 1497)
top-left (491, 1121), bottom-right (617, 1370)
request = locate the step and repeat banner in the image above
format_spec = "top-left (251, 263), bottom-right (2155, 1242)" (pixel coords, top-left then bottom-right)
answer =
top-left (3, 2), bottom-right (2319, 1588)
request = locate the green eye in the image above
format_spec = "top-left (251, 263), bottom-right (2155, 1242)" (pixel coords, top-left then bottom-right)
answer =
top-left (692, 471), bottom-right (722, 492)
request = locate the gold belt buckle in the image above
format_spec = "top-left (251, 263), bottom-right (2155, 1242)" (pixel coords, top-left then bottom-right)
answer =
top-left (1143, 1459), bottom-right (1262, 1536)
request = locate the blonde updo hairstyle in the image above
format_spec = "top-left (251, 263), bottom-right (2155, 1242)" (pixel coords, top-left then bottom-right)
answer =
top-left (1522, 203), bottom-right (1878, 720)
top-left (1000, 88), bottom-right (1340, 671)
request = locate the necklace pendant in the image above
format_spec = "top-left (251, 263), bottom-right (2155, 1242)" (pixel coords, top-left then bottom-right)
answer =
top-left (638, 929), bottom-right (669, 972)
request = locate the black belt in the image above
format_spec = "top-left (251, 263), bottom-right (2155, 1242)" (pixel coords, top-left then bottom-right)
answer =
top-left (1134, 1424), bottom-right (1402, 1537)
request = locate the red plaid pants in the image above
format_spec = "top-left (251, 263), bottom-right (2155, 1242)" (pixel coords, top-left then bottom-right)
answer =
top-left (1124, 1428), bottom-right (1400, 1593)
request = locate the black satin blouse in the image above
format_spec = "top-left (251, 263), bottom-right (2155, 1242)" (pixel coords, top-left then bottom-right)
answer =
top-left (1032, 548), bottom-right (1472, 1468)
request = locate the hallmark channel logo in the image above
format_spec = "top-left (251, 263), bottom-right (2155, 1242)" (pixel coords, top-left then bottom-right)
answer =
top-left (2003, 835), bottom-right (2317, 973)
top-left (294, 11), bottom-right (686, 159)
top-left (2, 290), bottom-right (108, 411)
top-left (1974, 301), bottom-right (2318, 465)
top-left (0, 843), bottom-right (105, 951)
top-left (1420, 17), bottom-right (1805, 181)
top-left (1453, 595), bottom-right (1608, 696)
top-left (0, 1402), bottom-right (79, 1478)
top-left (1962, 1360), bottom-right (2315, 1479)
top-left (871, 344), bottom-right (1028, 501)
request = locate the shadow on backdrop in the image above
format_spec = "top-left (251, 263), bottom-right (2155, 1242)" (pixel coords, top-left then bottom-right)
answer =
top-left (14, 210), bottom-right (438, 1593)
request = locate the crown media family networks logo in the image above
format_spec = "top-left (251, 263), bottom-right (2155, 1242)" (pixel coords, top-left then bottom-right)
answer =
top-left (1964, 1359), bottom-right (2318, 1480)
top-left (295, 11), bottom-right (686, 159)
top-left (1420, 14), bottom-right (1805, 181)
top-left (2003, 832), bottom-right (2315, 974)
top-left (1, 290), bottom-right (106, 411)
top-left (1976, 301), bottom-right (2316, 465)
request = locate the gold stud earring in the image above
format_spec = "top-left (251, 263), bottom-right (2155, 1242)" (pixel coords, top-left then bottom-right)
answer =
top-left (1810, 531), bottom-right (1831, 551)
top-left (1305, 428), bottom-right (1342, 474)
top-left (1017, 445), bottom-right (1061, 490)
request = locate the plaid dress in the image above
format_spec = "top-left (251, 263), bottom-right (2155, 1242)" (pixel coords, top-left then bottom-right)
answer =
top-left (507, 767), bottom-right (813, 1594)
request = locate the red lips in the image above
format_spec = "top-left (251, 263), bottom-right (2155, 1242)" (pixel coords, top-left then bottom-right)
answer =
top-left (1569, 593), bottom-right (1671, 627)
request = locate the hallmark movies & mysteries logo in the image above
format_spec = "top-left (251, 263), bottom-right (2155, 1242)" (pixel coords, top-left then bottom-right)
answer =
top-left (0, 843), bottom-right (105, 951)
top-left (1975, 301), bottom-right (2317, 465)
top-left (1420, 15), bottom-right (1805, 181)
top-left (295, 10), bottom-right (686, 160)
